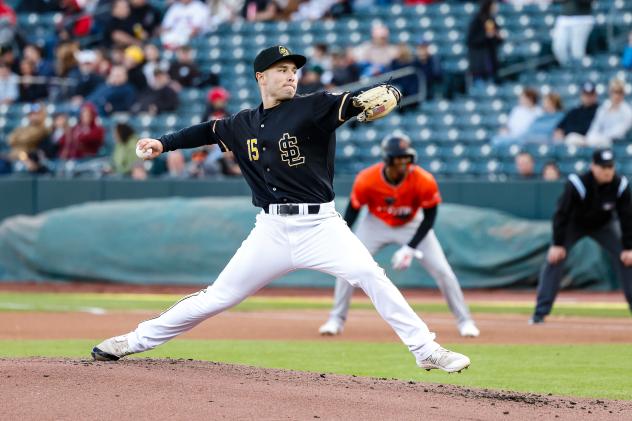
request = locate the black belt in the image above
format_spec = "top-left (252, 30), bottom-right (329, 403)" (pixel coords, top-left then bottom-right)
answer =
top-left (264, 204), bottom-right (321, 215)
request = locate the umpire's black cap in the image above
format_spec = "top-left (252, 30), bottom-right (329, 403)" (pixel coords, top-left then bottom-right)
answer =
top-left (253, 45), bottom-right (306, 77)
top-left (592, 148), bottom-right (615, 167)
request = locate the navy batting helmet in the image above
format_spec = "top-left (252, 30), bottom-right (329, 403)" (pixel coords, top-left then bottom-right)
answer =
top-left (381, 132), bottom-right (416, 164)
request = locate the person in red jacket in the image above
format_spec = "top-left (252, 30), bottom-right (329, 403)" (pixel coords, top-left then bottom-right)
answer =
top-left (58, 102), bottom-right (104, 159)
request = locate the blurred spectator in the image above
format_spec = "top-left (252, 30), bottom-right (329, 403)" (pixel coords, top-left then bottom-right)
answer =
top-left (291, 0), bottom-right (339, 21)
top-left (325, 48), bottom-right (360, 87)
top-left (389, 43), bottom-right (417, 100)
top-left (142, 43), bottom-right (168, 89)
top-left (203, 86), bottom-right (230, 121)
top-left (132, 68), bottom-right (179, 114)
top-left (413, 40), bottom-right (442, 100)
top-left (0, 153), bottom-right (11, 174)
top-left (554, 81), bottom-right (598, 142)
top-left (219, 151), bottom-right (241, 176)
top-left (7, 103), bottom-right (50, 161)
top-left (552, 0), bottom-right (594, 66)
top-left (622, 31), bottom-right (632, 70)
top-left (58, 102), bottom-right (105, 159)
top-left (68, 50), bottom-right (105, 105)
top-left (310, 44), bottom-right (332, 75)
top-left (0, 61), bottom-right (18, 104)
top-left (19, 151), bottom-right (50, 175)
top-left (18, 59), bottom-right (49, 102)
top-left (131, 160), bottom-right (148, 180)
top-left (41, 112), bottom-right (70, 159)
top-left (87, 65), bottom-right (137, 114)
top-left (467, 0), bottom-right (502, 83)
top-left (492, 87), bottom-right (541, 146)
top-left (55, 41), bottom-right (79, 78)
top-left (165, 150), bottom-right (187, 178)
top-left (514, 151), bottom-right (536, 179)
top-left (161, 0), bottom-right (211, 49)
top-left (352, 23), bottom-right (399, 77)
top-left (241, 0), bottom-right (280, 22)
top-left (123, 45), bottom-right (148, 92)
top-left (567, 79), bottom-right (632, 147)
top-left (0, 0), bottom-right (16, 49)
top-left (207, 0), bottom-right (242, 29)
top-left (105, 0), bottom-right (142, 48)
top-left (169, 46), bottom-right (201, 89)
top-left (520, 93), bottom-right (564, 144)
top-left (0, 44), bottom-right (18, 73)
top-left (23, 44), bottom-right (55, 77)
top-left (297, 65), bottom-right (324, 94)
top-left (94, 48), bottom-right (112, 78)
top-left (542, 161), bottom-right (561, 181)
top-left (129, 0), bottom-right (162, 39)
top-left (111, 122), bottom-right (139, 176)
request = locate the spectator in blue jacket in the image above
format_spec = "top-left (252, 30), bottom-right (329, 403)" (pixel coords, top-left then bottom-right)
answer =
top-left (521, 93), bottom-right (565, 144)
top-left (622, 31), bottom-right (632, 70)
top-left (87, 65), bottom-right (137, 115)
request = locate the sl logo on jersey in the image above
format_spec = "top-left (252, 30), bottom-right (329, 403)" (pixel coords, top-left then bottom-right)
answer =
top-left (279, 133), bottom-right (305, 167)
top-left (279, 46), bottom-right (290, 56)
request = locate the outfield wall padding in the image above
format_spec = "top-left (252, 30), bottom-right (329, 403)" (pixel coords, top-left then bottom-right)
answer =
top-left (0, 197), bottom-right (615, 289)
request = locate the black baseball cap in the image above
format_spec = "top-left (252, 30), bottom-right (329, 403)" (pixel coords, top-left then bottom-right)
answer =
top-left (581, 81), bottom-right (596, 94)
top-left (253, 45), bottom-right (306, 77)
top-left (592, 148), bottom-right (615, 167)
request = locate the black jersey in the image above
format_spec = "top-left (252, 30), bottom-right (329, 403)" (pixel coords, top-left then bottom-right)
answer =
top-left (159, 91), bottom-right (357, 208)
top-left (553, 171), bottom-right (632, 248)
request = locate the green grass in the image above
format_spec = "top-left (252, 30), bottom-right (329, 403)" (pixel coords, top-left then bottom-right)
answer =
top-left (0, 291), bottom-right (630, 318)
top-left (2, 339), bottom-right (631, 400)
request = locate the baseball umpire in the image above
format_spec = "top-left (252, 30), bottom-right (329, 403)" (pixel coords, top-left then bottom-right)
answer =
top-left (319, 132), bottom-right (480, 338)
top-left (91, 46), bottom-right (471, 373)
top-left (530, 148), bottom-right (632, 323)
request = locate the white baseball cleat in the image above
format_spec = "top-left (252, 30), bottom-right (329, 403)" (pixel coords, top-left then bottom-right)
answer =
top-left (459, 320), bottom-right (480, 338)
top-left (318, 319), bottom-right (343, 336)
top-left (91, 334), bottom-right (135, 361)
top-left (418, 347), bottom-right (471, 373)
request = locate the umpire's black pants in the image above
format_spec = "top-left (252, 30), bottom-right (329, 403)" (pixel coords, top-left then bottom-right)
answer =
top-left (534, 220), bottom-right (632, 318)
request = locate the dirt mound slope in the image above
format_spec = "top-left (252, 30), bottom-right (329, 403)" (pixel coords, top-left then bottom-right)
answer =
top-left (1, 358), bottom-right (629, 420)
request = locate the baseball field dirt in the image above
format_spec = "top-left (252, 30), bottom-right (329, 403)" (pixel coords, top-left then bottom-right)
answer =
top-left (2, 358), bottom-right (630, 420)
top-left (1, 283), bottom-right (631, 419)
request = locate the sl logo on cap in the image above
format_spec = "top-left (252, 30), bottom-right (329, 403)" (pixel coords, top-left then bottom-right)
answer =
top-left (279, 46), bottom-right (290, 56)
top-left (602, 150), bottom-right (613, 161)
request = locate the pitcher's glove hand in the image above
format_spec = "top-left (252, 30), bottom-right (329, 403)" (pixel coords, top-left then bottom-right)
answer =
top-left (352, 84), bottom-right (401, 122)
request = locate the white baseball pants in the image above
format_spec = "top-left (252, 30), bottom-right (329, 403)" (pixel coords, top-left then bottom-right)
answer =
top-left (552, 15), bottom-right (594, 66)
top-left (127, 201), bottom-right (440, 362)
top-left (327, 212), bottom-right (473, 329)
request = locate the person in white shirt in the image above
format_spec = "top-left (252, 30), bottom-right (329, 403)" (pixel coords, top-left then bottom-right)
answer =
top-left (491, 87), bottom-right (542, 147)
top-left (567, 79), bottom-right (632, 147)
top-left (0, 61), bottom-right (18, 104)
top-left (160, 0), bottom-right (210, 49)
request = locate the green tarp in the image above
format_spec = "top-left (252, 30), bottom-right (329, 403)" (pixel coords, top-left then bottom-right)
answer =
top-left (0, 197), bottom-right (616, 289)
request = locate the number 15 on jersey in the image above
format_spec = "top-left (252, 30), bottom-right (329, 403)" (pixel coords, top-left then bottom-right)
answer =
top-left (247, 138), bottom-right (259, 161)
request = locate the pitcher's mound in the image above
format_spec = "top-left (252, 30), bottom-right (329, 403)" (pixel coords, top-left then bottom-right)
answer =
top-left (1, 358), bottom-right (628, 420)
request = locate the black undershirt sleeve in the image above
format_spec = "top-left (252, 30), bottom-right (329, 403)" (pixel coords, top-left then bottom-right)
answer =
top-left (407, 206), bottom-right (438, 249)
top-left (343, 202), bottom-right (361, 228)
top-left (158, 120), bottom-right (215, 153)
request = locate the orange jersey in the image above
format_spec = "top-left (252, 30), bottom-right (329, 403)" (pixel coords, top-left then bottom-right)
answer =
top-left (350, 163), bottom-right (441, 227)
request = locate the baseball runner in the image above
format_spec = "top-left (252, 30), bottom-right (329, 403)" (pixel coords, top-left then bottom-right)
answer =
top-left (318, 133), bottom-right (480, 338)
top-left (92, 45), bottom-right (471, 373)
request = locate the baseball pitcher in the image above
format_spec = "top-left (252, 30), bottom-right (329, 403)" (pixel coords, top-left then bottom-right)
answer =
top-left (91, 45), bottom-right (470, 373)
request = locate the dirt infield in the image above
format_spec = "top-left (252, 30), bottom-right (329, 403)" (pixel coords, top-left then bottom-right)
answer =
top-left (2, 309), bottom-right (632, 344)
top-left (1, 283), bottom-right (631, 419)
top-left (2, 358), bottom-right (630, 421)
